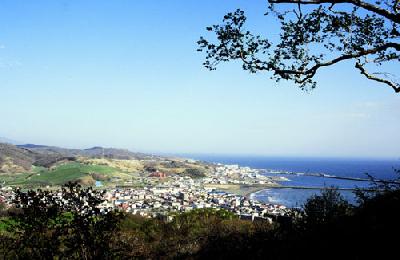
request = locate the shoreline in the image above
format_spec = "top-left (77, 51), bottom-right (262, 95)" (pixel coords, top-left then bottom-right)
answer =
top-left (204, 184), bottom-right (279, 198)
top-left (204, 184), bottom-right (376, 199)
top-left (264, 171), bottom-right (373, 182)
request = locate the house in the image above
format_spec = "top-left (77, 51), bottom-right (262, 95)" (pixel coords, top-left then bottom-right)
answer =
top-left (149, 171), bottom-right (167, 178)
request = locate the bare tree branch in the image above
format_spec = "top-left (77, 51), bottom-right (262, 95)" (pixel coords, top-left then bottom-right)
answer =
top-left (355, 61), bottom-right (400, 92)
top-left (241, 42), bottom-right (400, 85)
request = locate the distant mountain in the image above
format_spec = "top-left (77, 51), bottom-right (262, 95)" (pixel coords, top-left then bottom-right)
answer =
top-left (17, 144), bottom-right (49, 149)
top-left (80, 146), bottom-right (150, 160)
top-left (19, 144), bottom-right (152, 160)
top-left (0, 137), bottom-right (23, 145)
top-left (1, 142), bottom-right (157, 173)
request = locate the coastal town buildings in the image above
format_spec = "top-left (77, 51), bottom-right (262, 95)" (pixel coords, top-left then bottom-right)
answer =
top-left (0, 164), bottom-right (291, 221)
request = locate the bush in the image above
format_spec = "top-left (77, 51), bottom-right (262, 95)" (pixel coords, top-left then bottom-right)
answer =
top-left (183, 168), bottom-right (206, 178)
top-left (1, 182), bottom-right (122, 259)
top-left (301, 188), bottom-right (352, 228)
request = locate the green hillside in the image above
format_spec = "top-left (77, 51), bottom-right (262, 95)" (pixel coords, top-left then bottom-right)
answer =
top-left (0, 162), bottom-right (118, 187)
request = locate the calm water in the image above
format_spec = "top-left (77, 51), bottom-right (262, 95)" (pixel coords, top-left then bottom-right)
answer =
top-left (184, 155), bottom-right (400, 207)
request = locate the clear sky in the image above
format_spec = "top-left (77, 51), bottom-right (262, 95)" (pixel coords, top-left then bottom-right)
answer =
top-left (1, 0), bottom-right (399, 158)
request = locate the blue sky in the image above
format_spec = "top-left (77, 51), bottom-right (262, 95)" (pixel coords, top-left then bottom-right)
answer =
top-left (0, 0), bottom-right (399, 158)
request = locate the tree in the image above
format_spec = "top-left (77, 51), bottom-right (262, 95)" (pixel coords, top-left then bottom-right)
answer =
top-left (355, 167), bottom-right (400, 204)
top-left (302, 188), bottom-right (351, 227)
top-left (4, 182), bottom-right (123, 259)
top-left (183, 168), bottom-right (206, 178)
top-left (198, 0), bottom-right (400, 93)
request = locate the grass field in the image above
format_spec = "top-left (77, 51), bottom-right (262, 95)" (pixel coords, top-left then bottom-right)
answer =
top-left (0, 162), bottom-right (119, 186)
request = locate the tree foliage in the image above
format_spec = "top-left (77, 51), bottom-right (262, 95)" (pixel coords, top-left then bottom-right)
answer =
top-left (183, 168), bottom-right (206, 178)
top-left (198, 0), bottom-right (400, 92)
top-left (2, 182), bottom-right (122, 259)
top-left (302, 187), bottom-right (351, 227)
top-left (1, 183), bottom-right (400, 259)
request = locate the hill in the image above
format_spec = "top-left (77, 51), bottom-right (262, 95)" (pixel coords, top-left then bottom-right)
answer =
top-left (1, 162), bottom-right (119, 187)
top-left (0, 142), bottom-right (212, 187)
top-left (17, 144), bottom-right (154, 160)
top-left (0, 143), bottom-right (36, 173)
top-left (1, 142), bottom-right (153, 174)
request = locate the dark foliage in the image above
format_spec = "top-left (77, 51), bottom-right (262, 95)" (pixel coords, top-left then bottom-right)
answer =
top-left (1, 182), bottom-right (122, 259)
top-left (301, 187), bottom-right (352, 228)
top-left (1, 183), bottom-right (400, 259)
top-left (197, 187), bottom-right (400, 259)
top-left (183, 168), bottom-right (206, 178)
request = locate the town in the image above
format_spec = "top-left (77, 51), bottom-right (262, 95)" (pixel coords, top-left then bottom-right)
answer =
top-left (0, 164), bottom-right (291, 222)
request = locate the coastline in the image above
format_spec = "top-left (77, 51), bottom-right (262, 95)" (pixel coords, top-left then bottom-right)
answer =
top-left (204, 183), bottom-right (280, 198)
top-left (204, 183), bottom-right (374, 200)
top-left (198, 157), bottom-right (394, 207)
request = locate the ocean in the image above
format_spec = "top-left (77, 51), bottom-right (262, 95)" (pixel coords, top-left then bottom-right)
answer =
top-left (183, 155), bottom-right (400, 208)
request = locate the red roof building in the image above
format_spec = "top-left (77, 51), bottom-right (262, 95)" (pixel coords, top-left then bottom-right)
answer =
top-left (149, 171), bottom-right (167, 178)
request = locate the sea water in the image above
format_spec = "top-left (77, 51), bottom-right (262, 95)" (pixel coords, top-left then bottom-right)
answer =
top-left (183, 155), bottom-right (400, 207)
